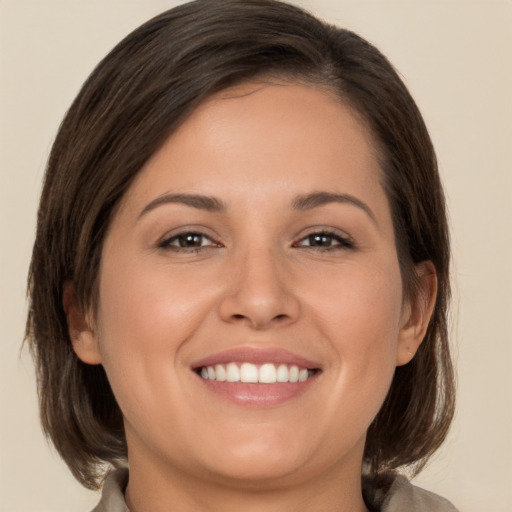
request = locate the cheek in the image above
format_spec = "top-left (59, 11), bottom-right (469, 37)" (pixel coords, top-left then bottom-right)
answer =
top-left (97, 254), bottom-right (217, 344)
top-left (93, 256), bottom-right (219, 414)
top-left (305, 259), bottom-right (403, 420)
top-left (315, 257), bottom-right (403, 348)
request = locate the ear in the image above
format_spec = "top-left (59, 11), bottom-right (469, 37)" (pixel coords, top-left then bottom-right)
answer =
top-left (62, 282), bottom-right (102, 365)
top-left (396, 261), bottom-right (437, 366)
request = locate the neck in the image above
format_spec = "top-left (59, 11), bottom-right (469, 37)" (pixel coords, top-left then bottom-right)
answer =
top-left (125, 446), bottom-right (369, 512)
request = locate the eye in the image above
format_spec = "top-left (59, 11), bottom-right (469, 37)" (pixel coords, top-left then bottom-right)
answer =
top-left (295, 231), bottom-right (354, 250)
top-left (159, 231), bottom-right (218, 251)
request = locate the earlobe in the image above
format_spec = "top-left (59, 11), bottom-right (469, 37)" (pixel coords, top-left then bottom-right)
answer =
top-left (396, 261), bottom-right (437, 366)
top-left (63, 282), bottom-right (102, 365)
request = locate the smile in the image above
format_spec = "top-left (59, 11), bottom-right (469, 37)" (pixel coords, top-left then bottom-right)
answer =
top-left (197, 362), bottom-right (316, 383)
top-left (191, 348), bottom-right (322, 406)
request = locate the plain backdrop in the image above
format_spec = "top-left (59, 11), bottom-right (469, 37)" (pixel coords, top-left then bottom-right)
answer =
top-left (1, 1), bottom-right (511, 511)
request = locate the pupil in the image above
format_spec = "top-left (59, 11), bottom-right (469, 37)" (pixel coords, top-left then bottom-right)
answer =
top-left (311, 234), bottom-right (331, 246)
top-left (179, 234), bottom-right (201, 247)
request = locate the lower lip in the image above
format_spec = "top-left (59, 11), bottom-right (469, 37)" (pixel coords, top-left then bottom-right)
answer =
top-left (196, 374), bottom-right (319, 407)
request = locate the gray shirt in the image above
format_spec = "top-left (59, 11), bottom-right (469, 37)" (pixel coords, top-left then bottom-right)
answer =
top-left (91, 468), bottom-right (459, 511)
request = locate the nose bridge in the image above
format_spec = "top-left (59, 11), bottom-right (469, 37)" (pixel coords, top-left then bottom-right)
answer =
top-left (218, 240), bottom-right (299, 329)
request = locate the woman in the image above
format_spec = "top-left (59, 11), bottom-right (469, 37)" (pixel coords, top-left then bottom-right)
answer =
top-left (26, 1), bottom-right (458, 510)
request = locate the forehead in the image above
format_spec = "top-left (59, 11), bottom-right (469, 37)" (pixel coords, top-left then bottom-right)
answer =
top-left (117, 81), bottom-right (386, 221)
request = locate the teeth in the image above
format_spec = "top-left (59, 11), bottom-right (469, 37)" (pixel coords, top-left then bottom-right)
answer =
top-left (226, 362), bottom-right (240, 382)
top-left (276, 364), bottom-right (289, 382)
top-left (198, 362), bottom-right (314, 383)
top-left (215, 364), bottom-right (226, 381)
top-left (240, 362), bottom-right (259, 383)
top-left (259, 363), bottom-right (277, 384)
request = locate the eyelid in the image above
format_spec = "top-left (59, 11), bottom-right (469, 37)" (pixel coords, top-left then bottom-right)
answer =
top-left (155, 226), bottom-right (354, 253)
top-left (293, 228), bottom-right (355, 250)
top-left (158, 227), bottom-right (222, 251)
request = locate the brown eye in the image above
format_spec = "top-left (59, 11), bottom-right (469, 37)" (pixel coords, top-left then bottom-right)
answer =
top-left (176, 233), bottom-right (206, 247)
top-left (160, 232), bottom-right (216, 250)
top-left (296, 231), bottom-right (354, 250)
top-left (307, 234), bottom-right (336, 247)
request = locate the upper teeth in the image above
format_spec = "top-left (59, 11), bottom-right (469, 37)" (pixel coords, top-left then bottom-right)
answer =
top-left (199, 362), bottom-right (311, 383)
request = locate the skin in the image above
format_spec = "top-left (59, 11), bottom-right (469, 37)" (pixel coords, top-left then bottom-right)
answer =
top-left (67, 82), bottom-right (436, 512)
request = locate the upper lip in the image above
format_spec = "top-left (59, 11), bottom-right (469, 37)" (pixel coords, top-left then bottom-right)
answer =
top-left (191, 347), bottom-right (322, 370)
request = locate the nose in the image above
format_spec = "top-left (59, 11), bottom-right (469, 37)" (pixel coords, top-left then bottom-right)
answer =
top-left (218, 247), bottom-right (300, 330)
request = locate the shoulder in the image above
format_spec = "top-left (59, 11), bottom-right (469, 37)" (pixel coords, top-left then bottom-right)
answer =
top-left (364, 474), bottom-right (460, 512)
top-left (90, 468), bottom-right (130, 512)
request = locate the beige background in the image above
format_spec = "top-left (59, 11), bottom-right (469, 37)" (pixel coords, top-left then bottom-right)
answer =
top-left (1, 1), bottom-right (511, 511)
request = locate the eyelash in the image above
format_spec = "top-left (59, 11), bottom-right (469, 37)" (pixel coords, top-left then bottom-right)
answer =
top-left (293, 231), bottom-right (354, 251)
top-left (158, 232), bottom-right (220, 253)
top-left (158, 230), bottom-right (355, 253)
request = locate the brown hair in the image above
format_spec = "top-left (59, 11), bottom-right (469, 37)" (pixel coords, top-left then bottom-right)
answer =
top-left (26, 0), bottom-right (455, 490)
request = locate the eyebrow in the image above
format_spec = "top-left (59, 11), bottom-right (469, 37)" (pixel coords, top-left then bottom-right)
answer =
top-left (138, 193), bottom-right (226, 218)
top-left (291, 191), bottom-right (377, 225)
top-left (138, 190), bottom-right (376, 225)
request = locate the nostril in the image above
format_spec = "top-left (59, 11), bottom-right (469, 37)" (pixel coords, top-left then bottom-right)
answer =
top-left (229, 312), bottom-right (290, 328)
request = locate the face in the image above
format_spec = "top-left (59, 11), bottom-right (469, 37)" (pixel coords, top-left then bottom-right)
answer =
top-left (73, 82), bottom-right (425, 488)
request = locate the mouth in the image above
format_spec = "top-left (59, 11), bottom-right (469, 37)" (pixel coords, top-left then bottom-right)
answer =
top-left (194, 362), bottom-right (319, 384)
top-left (191, 347), bottom-right (322, 406)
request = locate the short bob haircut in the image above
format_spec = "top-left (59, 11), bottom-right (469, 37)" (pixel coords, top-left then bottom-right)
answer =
top-left (26, 0), bottom-right (455, 491)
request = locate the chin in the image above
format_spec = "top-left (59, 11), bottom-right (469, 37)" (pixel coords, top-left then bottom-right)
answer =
top-left (186, 427), bottom-right (310, 484)
top-left (203, 454), bottom-right (308, 487)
